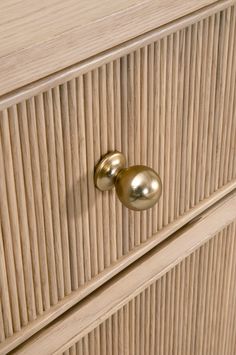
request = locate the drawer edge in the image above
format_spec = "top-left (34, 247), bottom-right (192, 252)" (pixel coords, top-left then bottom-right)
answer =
top-left (1, 180), bottom-right (236, 354)
top-left (12, 189), bottom-right (236, 354)
top-left (0, 0), bottom-right (234, 109)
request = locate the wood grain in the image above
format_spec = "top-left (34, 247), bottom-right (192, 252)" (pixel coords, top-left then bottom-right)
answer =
top-left (12, 191), bottom-right (236, 354)
top-left (0, 0), bottom-right (230, 95)
top-left (1, 182), bottom-right (235, 354)
top-left (64, 221), bottom-right (236, 355)
top-left (0, 0), bottom-right (235, 106)
top-left (0, 4), bottom-right (236, 352)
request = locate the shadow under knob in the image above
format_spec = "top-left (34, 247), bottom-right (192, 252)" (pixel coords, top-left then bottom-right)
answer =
top-left (94, 151), bottom-right (162, 211)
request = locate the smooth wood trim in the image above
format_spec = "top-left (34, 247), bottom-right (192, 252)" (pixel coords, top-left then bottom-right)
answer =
top-left (13, 190), bottom-right (236, 354)
top-left (0, 0), bottom-right (234, 102)
top-left (1, 181), bottom-right (236, 355)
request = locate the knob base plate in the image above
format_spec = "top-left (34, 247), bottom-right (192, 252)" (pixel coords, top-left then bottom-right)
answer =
top-left (94, 151), bottom-right (126, 191)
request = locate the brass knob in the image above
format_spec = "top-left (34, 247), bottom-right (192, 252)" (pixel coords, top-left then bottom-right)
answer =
top-left (94, 151), bottom-right (162, 211)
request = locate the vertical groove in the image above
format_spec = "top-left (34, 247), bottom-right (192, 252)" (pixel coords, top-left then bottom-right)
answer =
top-left (106, 62), bottom-right (117, 263)
top-left (140, 45), bottom-right (148, 242)
top-left (205, 12), bottom-right (220, 198)
top-left (127, 52), bottom-right (135, 251)
top-left (134, 49), bottom-right (141, 246)
top-left (111, 313), bottom-right (118, 355)
top-left (195, 18), bottom-right (209, 204)
top-left (67, 79), bottom-right (85, 287)
top-left (92, 69), bottom-right (104, 273)
top-left (158, 37), bottom-right (167, 230)
top-left (135, 294), bottom-right (141, 355)
top-left (88, 330), bottom-right (95, 355)
top-left (0, 217), bottom-right (13, 337)
top-left (175, 29), bottom-right (184, 216)
top-left (153, 41), bottom-right (161, 230)
top-left (60, 83), bottom-right (79, 289)
top-left (120, 56), bottom-right (129, 255)
top-left (185, 23), bottom-right (197, 209)
top-left (35, 93), bottom-right (58, 304)
top-left (147, 43), bottom-right (154, 235)
top-left (83, 72), bottom-right (99, 278)
top-left (123, 304), bottom-right (129, 355)
top-left (129, 298), bottom-right (135, 355)
top-left (213, 7), bottom-right (231, 191)
top-left (168, 33), bottom-right (177, 223)
top-left (149, 283), bottom-right (156, 355)
top-left (163, 36), bottom-right (172, 226)
top-left (76, 76), bottom-right (92, 282)
top-left (26, 97), bottom-right (51, 310)
top-left (52, 86), bottom-right (72, 295)
top-left (200, 15), bottom-right (215, 201)
top-left (180, 25), bottom-right (191, 214)
top-left (43, 90), bottom-right (65, 298)
top-left (113, 58), bottom-right (123, 259)
top-left (99, 65), bottom-right (111, 266)
top-left (191, 20), bottom-right (203, 208)
top-left (144, 287), bottom-right (150, 355)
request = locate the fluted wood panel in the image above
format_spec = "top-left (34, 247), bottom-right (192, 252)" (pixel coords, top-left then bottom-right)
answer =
top-left (63, 221), bottom-right (236, 355)
top-left (0, 4), bottom-right (236, 346)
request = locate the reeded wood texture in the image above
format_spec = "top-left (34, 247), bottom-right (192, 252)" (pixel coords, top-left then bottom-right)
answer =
top-left (63, 221), bottom-right (236, 355)
top-left (0, 4), bottom-right (236, 346)
top-left (14, 193), bottom-right (236, 354)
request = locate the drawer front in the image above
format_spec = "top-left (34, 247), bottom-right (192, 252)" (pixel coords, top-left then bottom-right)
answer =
top-left (62, 220), bottom-right (236, 355)
top-left (13, 193), bottom-right (236, 354)
top-left (0, 3), bottom-right (236, 349)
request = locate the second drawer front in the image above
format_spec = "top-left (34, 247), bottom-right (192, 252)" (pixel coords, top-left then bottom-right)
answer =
top-left (62, 220), bottom-right (236, 355)
top-left (0, 4), bottom-right (236, 347)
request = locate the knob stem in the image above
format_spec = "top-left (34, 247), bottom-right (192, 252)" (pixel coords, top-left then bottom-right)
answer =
top-left (94, 151), bottom-right (126, 191)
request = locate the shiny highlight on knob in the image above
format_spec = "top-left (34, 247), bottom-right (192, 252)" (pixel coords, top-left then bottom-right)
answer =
top-left (94, 151), bottom-right (162, 211)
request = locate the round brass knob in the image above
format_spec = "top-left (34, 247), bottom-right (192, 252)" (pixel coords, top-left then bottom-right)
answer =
top-left (94, 151), bottom-right (162, 211)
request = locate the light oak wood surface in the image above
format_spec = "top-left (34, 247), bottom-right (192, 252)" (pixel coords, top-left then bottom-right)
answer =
top-left (0, 0), bottom-right (235, 101)
top-left (12, 191), bottom-right (236, 354)
top-left (0, 0), bottom-right (228, 95)
top-left (0, 3), bottom-right (236, 352)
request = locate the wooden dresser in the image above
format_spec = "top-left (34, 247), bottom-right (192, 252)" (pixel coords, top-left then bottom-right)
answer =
top-left (0, 0), bottom-right (236, 354)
